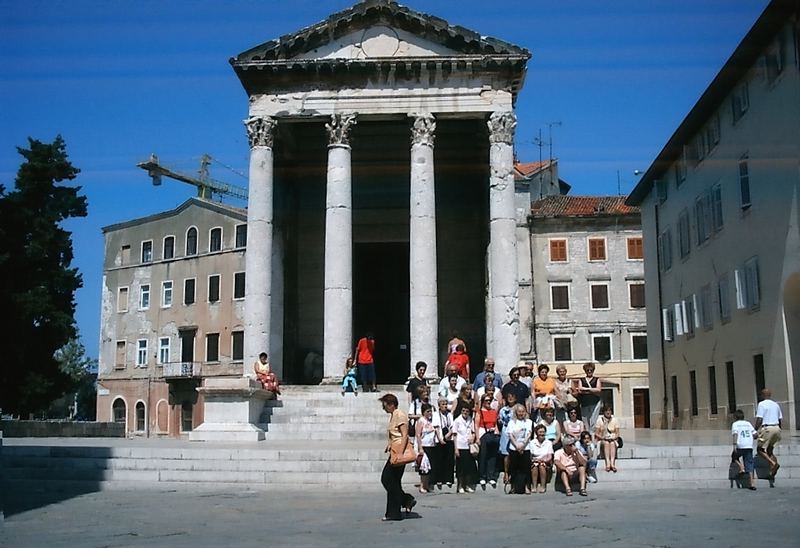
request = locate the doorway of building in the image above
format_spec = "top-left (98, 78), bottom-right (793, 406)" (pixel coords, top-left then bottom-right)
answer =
top-left (633, 388), bottom-right (651, 428)
top-left (353, 242), bottom-right (410, 385)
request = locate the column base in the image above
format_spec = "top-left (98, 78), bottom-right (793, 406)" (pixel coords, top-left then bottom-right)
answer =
top-left (189, 377), bottom-right (273, 442)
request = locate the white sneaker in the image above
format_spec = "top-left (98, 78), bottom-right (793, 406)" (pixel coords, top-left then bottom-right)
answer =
top-left (458, 487), bottom-right (466, 494)
top-left (465, 487), bottom-right (475, 493)
top-left (588, 475), bottom-right (598, 484)
top-left (479, 479), bottom-right (486, 486)
top-left (489, 480), bottom-right (497, 487)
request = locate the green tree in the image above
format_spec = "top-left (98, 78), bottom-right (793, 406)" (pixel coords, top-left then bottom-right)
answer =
top-left (0, 136), bottom-right (87, 416)
top-left (49, 337), bottom-right (98, 420)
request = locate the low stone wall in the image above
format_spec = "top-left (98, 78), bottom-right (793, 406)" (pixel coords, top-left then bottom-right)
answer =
top-left (0, 420), bottom-right (125, 438)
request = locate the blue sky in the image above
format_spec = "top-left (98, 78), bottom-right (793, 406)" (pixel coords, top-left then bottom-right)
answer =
top-left (0, 0), bottom-right (769, 359)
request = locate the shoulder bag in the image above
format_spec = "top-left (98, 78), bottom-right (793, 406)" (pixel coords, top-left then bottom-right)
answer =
top-left (390, 442), bottom-right (417, 466)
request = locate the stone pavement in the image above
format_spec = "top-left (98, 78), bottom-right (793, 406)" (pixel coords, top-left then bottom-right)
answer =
top-left (4, 485), bottom-right (800, 548)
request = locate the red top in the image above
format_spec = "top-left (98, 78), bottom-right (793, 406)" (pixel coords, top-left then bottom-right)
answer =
top-left (476, 408), bottom-right (498, 430)
top-left (356, 337), bottom-right (375, 364)
top-left (448, 351), bottom-right (469, 379)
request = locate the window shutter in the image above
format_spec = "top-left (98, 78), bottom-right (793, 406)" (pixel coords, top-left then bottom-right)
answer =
top-left (662, 308), bottom-right (672, 341)
top-left (675, 303), bottom-right (685, 336)
top-left (692, 294), bottom-right (700, 328)
top-left (734, 269), bottom-right (746, 309)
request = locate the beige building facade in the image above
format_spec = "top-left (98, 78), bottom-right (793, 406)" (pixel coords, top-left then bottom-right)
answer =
top-left (628, 0), bottom-right (800, 430)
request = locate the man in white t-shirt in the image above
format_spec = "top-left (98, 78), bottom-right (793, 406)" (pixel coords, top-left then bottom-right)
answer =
top-left (731, 409), bottom-right (757, 490)
top-left (755, 388), bottom-right (783, 486)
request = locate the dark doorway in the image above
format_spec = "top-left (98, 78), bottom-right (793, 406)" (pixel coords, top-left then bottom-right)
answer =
top-left (633, 388), bottom-right (651, 428)
top-left (354, 242), bottom-right (410, 384)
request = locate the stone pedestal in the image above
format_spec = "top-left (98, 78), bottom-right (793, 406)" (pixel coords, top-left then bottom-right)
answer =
top-left (189, 377), bottom-right (273, 442)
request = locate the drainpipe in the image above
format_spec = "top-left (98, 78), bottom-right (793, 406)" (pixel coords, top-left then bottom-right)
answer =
top-left (527, 212), bottom-right (539, 362)
top-left (654, 202), bottom-right (669, 429)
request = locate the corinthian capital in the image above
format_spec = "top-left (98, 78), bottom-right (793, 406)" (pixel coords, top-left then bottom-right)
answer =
top-left (326, 113), bottom-right (358, 147)
top-left (409, 113), bottom-right (436, 147)
top-left (245, 116), bottom-right (277, 148)
top-left (487, 111), bottom-right (517, 145)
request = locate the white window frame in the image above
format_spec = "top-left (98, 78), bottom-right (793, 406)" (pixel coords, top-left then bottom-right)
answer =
top-left (591, 333), bottom-right (613, 362)
top-left (552, 335), bottom-right (573, 363)
top-left (549, 283), bottom-right (570, 311)
top-left (139, 284), bottom-right (150, 310)
top-left (548, 238), bottom-right (569, 263)
top-left (136, 338), bottom-right (148, 368)
top-left (162, 235), bottom-right (175, 260)
top-left (117, 286), bottom-right (129, 313)
top-left (233, 271), bottom-right (246, 301)
top-left (185, 226), bottom-right (199, 256)
top-left (662, 308), bottom-right (674, 342)
top-left (234, 224), bottom-right (247, 249)
top-left (158, 337), bottom-right (170, 365)
top-left (628, 281), bottom-right (645, 310)
top-left (631, 333), bottom-right (648, 361)
top-left (140, 240), bottom-right (153, 263)
top-left (161, 280), bottom-right (173, 308)
top-left (744, 256), bottom-right (761, 311)
top-left (589, 282), bottom-right (611, 311)
top-left (739, 156), bottom-right (751, 210)
top-left (134, 400), bottom-right (147, 432)
top-left (208, 226), bottom-right (223, 253)
top-left (205, 332), bottom-right (220, 363)
top-left (674, 303), bottom-right (685, 336)
top-left (184, 277), bottom-right (196, 306)
top-left (626, 236), bottom-right (644, 261)
top-left (587, 236), bottom-right (607, 262)
top-left (208, 274), bottom-right (221, 303)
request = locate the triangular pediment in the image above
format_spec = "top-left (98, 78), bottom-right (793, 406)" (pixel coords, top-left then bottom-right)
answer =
top-left (232, 0), bottom-right (529, 64)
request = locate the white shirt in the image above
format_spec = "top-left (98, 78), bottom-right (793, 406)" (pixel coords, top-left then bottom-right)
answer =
top-left (451, 415), bottom-right (475, 450)
top-left (731, 419), bottom-right (756, 449)
top-left (528, 437), bottom-right (554, 459)
top-left (756, 399), bottom-right (782, 426)
top-left (438, 376), bottom-right (466, 396)
top-left (432, 410), bottom-right (452, 432)
top-left (506, 418), bottom-right (532, 451)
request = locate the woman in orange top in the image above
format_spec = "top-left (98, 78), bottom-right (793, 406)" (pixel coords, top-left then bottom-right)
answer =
top-left (532, 364), bottom-right (556, 420)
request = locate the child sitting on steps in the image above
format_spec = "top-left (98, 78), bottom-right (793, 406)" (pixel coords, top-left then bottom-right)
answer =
top-left (341, 356), bottom-right (358, 396)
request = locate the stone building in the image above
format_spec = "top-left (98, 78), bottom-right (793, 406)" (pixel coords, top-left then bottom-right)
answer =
top-left (527, 195), bottom-right (649, 429)
top-left (627, 0), bottom-right (800, 430)
top-left (95, 198), bottom-right (248, 436)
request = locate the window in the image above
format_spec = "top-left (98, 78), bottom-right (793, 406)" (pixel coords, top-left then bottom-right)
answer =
top-left (163, 236), bottom-right (175, 260)
top-left (674, 154), bottom-right (686, 187)
top-left (181, 402), bottom-right (193, 432)
top-left (718, 274), bottom-right (731, 323)
top-left (206, 333), bottom-right (220, 362)
top-left (699, 284), bottom-right (713, 330)
top-left (161, 281), bottom-right (173, 308)
top-left (553, 337), bottom-right (572, 362)
top-left (136, 339), bottom-right (148, 367)
top-left (656, 179), bottom-right (668, 204)
top-left (234, 272), bottom-right (246, 300)
top-left (662, 308), bottom-right (675, 342)
top-left (120, 244), bottom-right (131, 265)
top-left (683, 296), bottom-right (696, 338)
top-left (184, 278), bottom-right (196, 305)
top-left (671, 376), bottom-right (680, 418)
top-left (235, 224), bottom-right (247, 248)
top-left (704, 115), bottom-right (720, 154)
top-left (731, 81), bottom-right (749, 123)
top-left (588, 238), bottom-right (606, 261)
top-left (676, 209), bottom-right (691, 259)
top-left (592, 335), bottom-right (611, 362)
top-left (135, 402), bottom-right (146, 432)
top-left (695, 193), bottom-right (711, 245)
top-left (549, 239), bottom-right (568, 262)
top-left (726, 361), bottom-right (736, 412)
top-left (208, 275), bottom-right (220, 303)
top-left (117, 287), bottom-right (129, 313)
top-left (232, 331), bottom-right (244, 361)
top-left (710, 184), bottom-right (723, 233)
top-left (590, 283), bottom-right (610, 310)
top-left (115, 341), bottom-right (126, 369)
top-left (158, 337), bottom-right (170, 365)
top-left (209, 227), bottom-right (222, 253)
top-left (141, 240), bottom-right (153, 263)
top-left (632, 334), bottom-right (648, 360)
top-left (765, 33), bottom-right (786, 84)
top-left (689, 371), bottom-right (698, 416)
top-left (754, 354), bottom-right (765, 398)
top-left (674, 303), bottom-right (685, 336)
top-left (626, 237), bottom-right (643, 260)
top-left (708, 366), bottom-right (718, 415)
top-left (550, 284), bottom-right (570, 311)
top-left (112, 398), bottom-right (126, 425)
top-left (739, 157), bottom-right (751, 209)
top-left (629, 282), bottom-right (645, 309)
top-left (658, 228), bottom-right (673, 272)
top-left (736, 257), bottom-right (761, 310)
top-left (139, 284), bottom-right (150, 310)
top-left (186, 227), bottom-right (198, 256)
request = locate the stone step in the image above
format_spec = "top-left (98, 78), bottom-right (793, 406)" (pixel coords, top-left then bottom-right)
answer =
top-left (262, 431), bottom-right (385, 441)
top-left (267, 415), bottom-right (388, 424)
top-left (263, 423), bottom-right (385, 433)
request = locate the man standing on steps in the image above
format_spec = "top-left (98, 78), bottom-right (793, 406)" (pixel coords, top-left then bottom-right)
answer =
top-left (356, 332), bottom-right (378, 393)
top-left (755, 388), bottom-right (783, 487)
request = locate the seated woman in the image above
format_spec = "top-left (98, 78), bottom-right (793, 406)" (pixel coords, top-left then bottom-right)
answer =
top-left (594, 405), bottom-right (620, 472)
top-left (563, 406), bottom-right (585, 439)
top-left (553, 435), bottom-right (588, 496)
top-left (505, 403), bottom-right (533, 494)
top-left (528, 424), bottom-right (554, 493)
top-left (536, 407), bottom-right (563, 450)
top-left (577, 431), bottom-right (598, 483)
top-left (532, 364), bottom-right (557, 420)
top-left (415, 403), bottom-right (437, 493)
top-left (253, 352), bottom-right (281, 395)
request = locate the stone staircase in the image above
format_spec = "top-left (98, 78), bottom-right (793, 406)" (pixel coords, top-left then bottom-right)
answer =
top-left (2, 385), bottom-right (799, 492)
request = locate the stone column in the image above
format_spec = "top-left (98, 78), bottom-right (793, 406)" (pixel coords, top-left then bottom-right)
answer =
top-left (323, 113), bottom-right (357, 380)
top-left (243, 115), bottom-right (277, 376)
top-left (487, 111), bottom-right (520, 375)
top-left (409, 113), bottom-right (438, 376)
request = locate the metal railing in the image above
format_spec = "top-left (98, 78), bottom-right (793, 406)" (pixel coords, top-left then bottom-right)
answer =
top-left (162, 361), bottom-right (201, 379)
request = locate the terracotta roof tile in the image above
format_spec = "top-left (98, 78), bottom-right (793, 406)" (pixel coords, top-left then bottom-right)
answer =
top-left (530, 195), bottom-right (640, 218)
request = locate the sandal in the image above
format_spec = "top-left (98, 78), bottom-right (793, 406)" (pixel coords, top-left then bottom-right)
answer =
top-left (565, 489), bottom-right (573, 496)
top-left (579, 489), bottom-right (588, 496)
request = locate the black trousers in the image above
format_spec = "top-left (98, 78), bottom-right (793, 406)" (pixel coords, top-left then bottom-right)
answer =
top-left (479, 432), bottom-right (500, 481)
top-left (381, 458), bottom-right (408, 519)
top-left (509, 449), bottom-right (531, 494)
top-left (432, 441), bottom-right (455, 485)
top-left (423, 446), bottom-right (437, 481)
top-left (456, 449), bottom-right (479, 486)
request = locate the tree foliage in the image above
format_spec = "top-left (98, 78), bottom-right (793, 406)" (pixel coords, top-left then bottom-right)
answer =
top-left (0, 136), bottom-right (88, 415)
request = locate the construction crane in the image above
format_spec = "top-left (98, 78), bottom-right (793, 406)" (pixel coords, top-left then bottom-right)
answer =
top-left (137, 153), bottom-right (248, 202)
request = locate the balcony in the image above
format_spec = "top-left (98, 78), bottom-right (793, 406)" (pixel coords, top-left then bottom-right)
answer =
top-left (162, 362), bottom-right (201, 379)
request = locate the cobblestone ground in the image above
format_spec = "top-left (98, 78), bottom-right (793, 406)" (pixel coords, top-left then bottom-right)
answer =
top-left (4, 485), bottom-right (800, 547)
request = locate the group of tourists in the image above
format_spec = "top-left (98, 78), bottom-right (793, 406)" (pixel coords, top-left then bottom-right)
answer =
top-left (379, 348), bottom-right (623, 520)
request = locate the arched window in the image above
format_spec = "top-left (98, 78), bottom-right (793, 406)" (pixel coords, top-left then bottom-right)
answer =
top-left (135, 401), bottom-right (146, 432)
top-left (209, 227), bottom-right (222, 253)
top-left (112, 398), bottom-right (126, 425)
top-left (186, 227), bottom-right (198, 256)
